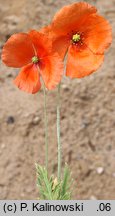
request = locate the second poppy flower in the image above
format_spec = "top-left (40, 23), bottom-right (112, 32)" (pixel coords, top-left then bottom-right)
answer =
top-left (41, 2), bottom-right (112, 78)
top-left (2, 30), bottom-right (64, 93)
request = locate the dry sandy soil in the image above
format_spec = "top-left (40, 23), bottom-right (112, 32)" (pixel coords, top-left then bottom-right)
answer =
top-left (0, 0), bottom-right (115, 199)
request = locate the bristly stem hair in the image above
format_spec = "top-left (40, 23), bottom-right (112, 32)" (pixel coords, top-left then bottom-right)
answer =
top-left (57, 83), bottom-right (62, 181)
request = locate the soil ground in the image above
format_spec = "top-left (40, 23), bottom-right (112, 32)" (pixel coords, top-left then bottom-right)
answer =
top-left (0, 0), bottom-right (115, 199)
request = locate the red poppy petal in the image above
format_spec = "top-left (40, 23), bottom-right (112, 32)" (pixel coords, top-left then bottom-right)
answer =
top-left (52, 2), bottom-right (97, 35)
top-left (14, 63), bottom-right (41, 94)
top-left (2, 33), bottom-right (35, 68)
top-left (39, 54), bottom-right (64, 90)
top-left (28, 30), bottom-right (52, 58)
top-left (66, 45), bottom-right (104, 78)
top-left (52, 35), bottom-right (69, 59)
top-left (40, 25), bottom-right (69, 59)
top-left (84, 14), bottom-right (112, 54)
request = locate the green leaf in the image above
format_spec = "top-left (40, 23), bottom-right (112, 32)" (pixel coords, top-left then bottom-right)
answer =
top-left (36, 164), bottom-right (73, 200)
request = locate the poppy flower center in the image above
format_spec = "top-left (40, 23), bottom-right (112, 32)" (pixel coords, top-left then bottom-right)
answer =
top-left (32, 56), bottom-right (39, 64)
top-left (72, 33), bottom-right (81, 43)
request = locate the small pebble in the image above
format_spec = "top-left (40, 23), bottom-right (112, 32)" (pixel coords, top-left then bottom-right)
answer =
top-left (32, 116), bottom-right (40, 125)
top-left (96, 167), bottom-right (104, 175)
top-left (5, 15), bottom-right (20, 25)
top-left (61, 84), bottom-right (70, 91)
top-left (6, 72), bottom-right (13, 78)
top-left (81, 121), bottom-right (89, 129)
top-left (7, 116), bottom-right (15, 124)
top-left (90, 195), bottom-right (97, 200)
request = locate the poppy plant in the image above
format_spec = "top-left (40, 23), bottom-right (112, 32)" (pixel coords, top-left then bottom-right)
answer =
top-left (41, 2), bottom-right (112, 78)
top-left (2, 30), bottom-right (63, 93)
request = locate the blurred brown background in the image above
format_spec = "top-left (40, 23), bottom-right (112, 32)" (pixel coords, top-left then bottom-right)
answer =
top-left (0, 0), bottom-right (115, 199)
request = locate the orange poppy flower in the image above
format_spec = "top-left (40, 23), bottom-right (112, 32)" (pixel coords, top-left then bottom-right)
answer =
top-left (41, 2), bottom-right (112, 78)
top-left (2, 30), bottom-right (63, 93)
